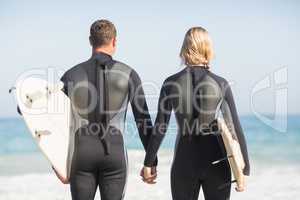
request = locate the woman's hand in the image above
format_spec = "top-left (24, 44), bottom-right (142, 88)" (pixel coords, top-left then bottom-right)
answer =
top-left (140, 166), bottom-right (157, 184)
top-left (235, 184), bottom-right (245, 192)
top-left (235, 175), bottom-right (247, 192)
top-left (52, 166), bottom-right (70, 184)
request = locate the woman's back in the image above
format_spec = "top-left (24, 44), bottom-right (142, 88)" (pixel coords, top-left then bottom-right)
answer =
top-left (142, 26), bottom-right (250, 200)
top-left (145, 65), bottom-right (249, 176)
top-left (162, 66), bottom-right (228, 136)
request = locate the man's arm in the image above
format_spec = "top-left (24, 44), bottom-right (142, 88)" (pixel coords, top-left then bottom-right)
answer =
top-left (129, 70), bottom-right (157, 165)
top-left (60, 72), bottom-right (70, 96)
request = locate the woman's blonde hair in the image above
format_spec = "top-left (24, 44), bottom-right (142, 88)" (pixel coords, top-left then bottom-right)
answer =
top-left (180, 27), bottom-right (214, 67)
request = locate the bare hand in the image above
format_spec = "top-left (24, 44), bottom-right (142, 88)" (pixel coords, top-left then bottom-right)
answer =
top-left (235, 185), bottom-right (245, 192)
top-left (235, 176), bottom-right (247, 192)
top-left (140, 166), bottom-right (157, 184)
top-left (52, 166), bottom-right (70, 184)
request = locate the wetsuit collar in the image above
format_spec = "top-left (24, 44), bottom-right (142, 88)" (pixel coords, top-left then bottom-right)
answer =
top-left (185, 65), bottom-right (210, 73)
top-left (92, 51), bottom-right (113, 65)
top-left (187, 64), bottom-right (209, 69)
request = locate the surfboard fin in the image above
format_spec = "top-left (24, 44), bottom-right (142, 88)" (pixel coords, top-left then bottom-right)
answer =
top-left (35, 130), bottom-right (51, 138)
top-left (9, 87), bottom-right (16, 94)
top-left (212, 155), bottom-right (233, 165)
top-left (218, 180), bottom-right (237, 190)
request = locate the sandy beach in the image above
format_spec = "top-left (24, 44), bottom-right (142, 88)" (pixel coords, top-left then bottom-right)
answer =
top-left (0, 150), bottom-right (299, 200)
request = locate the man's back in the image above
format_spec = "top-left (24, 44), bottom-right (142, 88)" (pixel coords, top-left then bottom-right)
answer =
top-left (62, 52), bottom-right (132, 134)
top-left (61, 52), bottom-right (154, 200)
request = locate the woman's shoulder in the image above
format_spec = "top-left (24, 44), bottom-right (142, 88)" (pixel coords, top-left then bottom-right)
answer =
top-left (207, 71), bottom-right (234, 97)
top-left (163, 68), bottom-right (187, 83)
top-left (207, 70), bottom-right (229, 86)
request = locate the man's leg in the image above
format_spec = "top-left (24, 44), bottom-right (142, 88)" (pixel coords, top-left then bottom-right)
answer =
top-left (70, 170), bottom-right (98, 200)
top-left (98, 134), bottom-right (128, 200)
top-left (69, 133), bottom-right (101, 200)
top-left (98, 176), bottom-right (127, 200)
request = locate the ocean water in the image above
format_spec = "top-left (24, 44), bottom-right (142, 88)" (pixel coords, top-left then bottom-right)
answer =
top-left (0, 115), bottom-right (300, 199)
top-left (1, 115), bottom-right (300, 162)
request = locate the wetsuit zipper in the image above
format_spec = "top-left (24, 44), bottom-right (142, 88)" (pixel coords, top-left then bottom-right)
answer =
top-left (96, 61), bottom-right (110, 155)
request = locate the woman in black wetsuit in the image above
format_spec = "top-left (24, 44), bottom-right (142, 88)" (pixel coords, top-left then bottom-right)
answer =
top-left (141, 27), bottom-right (250, 200)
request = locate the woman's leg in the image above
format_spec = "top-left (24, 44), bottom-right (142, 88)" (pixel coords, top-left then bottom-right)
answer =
top-left (170, 135), bottom-right (231, 200)
top-left (171, 163), bottom-right (201, 200)
top-left (170, 137), bottom-right (203, 200)
top-left (202, 162), bottom-right (231, 200)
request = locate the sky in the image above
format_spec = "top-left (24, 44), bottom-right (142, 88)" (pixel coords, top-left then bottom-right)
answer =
top-left (0, 0), bottom-right (299, 117)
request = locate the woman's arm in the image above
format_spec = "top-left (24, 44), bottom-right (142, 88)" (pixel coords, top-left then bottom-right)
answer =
top-left (224, 84), bottom-right (250, 176)
top-left (144, 81), bottom-right (172, 167)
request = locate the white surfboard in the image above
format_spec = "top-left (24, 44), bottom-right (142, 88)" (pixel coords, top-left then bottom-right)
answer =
top-left (215, 118), bottom-right (246, 190)
top-left (13, 77), bottom-right (73, 180)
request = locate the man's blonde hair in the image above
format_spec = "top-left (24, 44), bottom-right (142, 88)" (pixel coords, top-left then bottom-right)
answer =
top-left (180, 27), bottom-right (214, 67)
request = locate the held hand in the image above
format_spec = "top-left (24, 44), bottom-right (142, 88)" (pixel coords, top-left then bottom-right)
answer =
top-left (235, 176), bottom-right (247, 192)
top-left (235, 184), bottom-right (245, 192)
top-left (140, 166), bottom-right (157, 184)
top-left (52, 166), bottom-right (70, 184)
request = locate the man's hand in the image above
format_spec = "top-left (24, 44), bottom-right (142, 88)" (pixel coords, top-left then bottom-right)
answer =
top-left (140, 166), bottom-right (157, 184)
top-left (52, 166), bottom-right (70, 184)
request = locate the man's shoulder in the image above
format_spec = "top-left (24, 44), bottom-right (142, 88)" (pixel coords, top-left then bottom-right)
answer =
top-left (110, 60), bottom-right (140, 80)
top-left (61, 59), bottom-right (92, 81)
top-left (111, 60), bottom-right (133, 71)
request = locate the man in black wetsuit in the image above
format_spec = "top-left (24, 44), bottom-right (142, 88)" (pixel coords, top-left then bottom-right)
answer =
top-left (56, 19), bottom-right (157, 200)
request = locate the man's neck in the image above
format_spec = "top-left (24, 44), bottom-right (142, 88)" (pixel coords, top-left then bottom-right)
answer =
top-left (92, 47), bottom-right (113, 57)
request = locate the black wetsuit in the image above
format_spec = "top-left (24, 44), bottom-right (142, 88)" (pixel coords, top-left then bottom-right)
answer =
top-left (144, 66), bottom-right (250, 200)
top-left (61, 52), bottom-right (155, 200)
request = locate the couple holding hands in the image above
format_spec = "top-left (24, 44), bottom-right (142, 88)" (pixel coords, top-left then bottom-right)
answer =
top-left (58, 19), bottom-right (250, 200)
